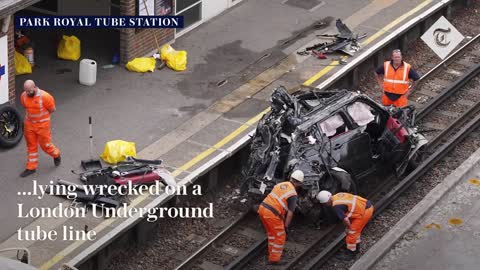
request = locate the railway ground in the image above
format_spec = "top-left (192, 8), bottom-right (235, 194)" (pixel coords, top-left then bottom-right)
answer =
top-left (353, 148), bottom-right (480, 270)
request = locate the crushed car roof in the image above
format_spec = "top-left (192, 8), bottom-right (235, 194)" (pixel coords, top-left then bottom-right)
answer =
top-left (297, 90), bottom-right (365, 132)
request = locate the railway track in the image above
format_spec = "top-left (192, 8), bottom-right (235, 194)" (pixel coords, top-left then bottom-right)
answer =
top-left (175, 36), bottom-right (480, 270)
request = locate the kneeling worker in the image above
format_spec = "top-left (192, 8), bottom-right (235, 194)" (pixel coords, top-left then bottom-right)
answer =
top-left (258, 170), bottom-right (304, 265)
top-left (317, 191), bottom-right (374, 260)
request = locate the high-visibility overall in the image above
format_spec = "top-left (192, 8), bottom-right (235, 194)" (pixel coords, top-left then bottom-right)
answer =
top-left (382, 61), bottom-right (411, 108)
top-left (258, 181), bottom-right (297, 262)
top-left (332, 193), bottom-right (374, 252)
top-left (21, 90), bottom-right (60, 170)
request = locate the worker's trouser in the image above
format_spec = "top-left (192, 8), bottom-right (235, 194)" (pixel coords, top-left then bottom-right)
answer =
top-left (346, 206), bottom-right (374, 251)
top-left (258, 205), bottom-right (286, 262)
top-left (24, 122), bottom-right (60, 170)
top-left (382, 93), bottom-right (408, 108)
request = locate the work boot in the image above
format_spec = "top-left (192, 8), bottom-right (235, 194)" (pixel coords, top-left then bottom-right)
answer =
top-left (335, 249), bottom-right (357, 260)
top-left (20, 169), bottom-right (36, 178)
top-left (267, 260), bottom-right (288, 266)
top-left (54, 155), bottom-right (61, 166)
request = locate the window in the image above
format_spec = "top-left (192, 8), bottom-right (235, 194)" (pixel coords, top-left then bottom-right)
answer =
top-left (176, 0), bottom-right (200, 12)
top-left (175, 0), bottom-right (202, 33)
top-left (318, 114), bottom-right (347, 137)
top-left (347, 102), bottom-right (375, 127)
top-left (137, 0), bottom-right (173, 16)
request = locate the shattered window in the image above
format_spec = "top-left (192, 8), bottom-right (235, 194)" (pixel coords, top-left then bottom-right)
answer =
top-left (347, 102), bottom-right (375, 126)
top-left (319, 114), bottom-right (346, 137)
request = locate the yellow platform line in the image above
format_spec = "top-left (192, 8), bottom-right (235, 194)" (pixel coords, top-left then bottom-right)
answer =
top-left (39, 1), bottom-right (432, 268)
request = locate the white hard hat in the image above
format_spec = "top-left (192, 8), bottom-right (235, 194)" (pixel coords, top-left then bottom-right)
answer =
top-left (290, 170), bottom-right (304, 183)
top-left (317, 190), bottom-right (332, 203)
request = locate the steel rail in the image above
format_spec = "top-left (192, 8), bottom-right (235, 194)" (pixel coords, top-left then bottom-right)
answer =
top-left (417, 33), bottom-right (480, 82)
top-left (280, 173), bottom-right (400, 270)
top-left (301, 105), bottom-right (480, 270)
top-left (417, 63), bottom-right (480, 120)
top-left (221, 60), bottom-right (480, 270)
top-left (221, 64), bottom-right (480, 270)
top-left (174, 211), bottom-right (251, 270)
top-left (176, 30), bottom-right (480, 270)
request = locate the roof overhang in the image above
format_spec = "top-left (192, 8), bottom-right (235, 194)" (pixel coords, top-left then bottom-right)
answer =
top-left (0, 0), bottom-right (41, 19)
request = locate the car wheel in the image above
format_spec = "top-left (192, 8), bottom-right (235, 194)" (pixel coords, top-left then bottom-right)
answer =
top-left (330, 169), bottom-right (358, 194)
top-left (406, 150), bottom-right (425, 174)
top-left (0, 104), bottom-right (23, 148)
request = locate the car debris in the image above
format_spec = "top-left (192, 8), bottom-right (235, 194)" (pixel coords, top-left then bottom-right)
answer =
top-left (54, 157), bottom-right (175, 211)
top-left (297, 19), bottom-right (367, 57)
top-left (241, 86), bottom-right (427, 219)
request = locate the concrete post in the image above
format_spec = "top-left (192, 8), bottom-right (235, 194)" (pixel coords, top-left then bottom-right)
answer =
top-left (399, 35), bottom-right (408, 53)
top-left (419, 20), bottom-right (427, 35)
top-left (95, 248), bottom-right (109, 270)
top-left (375, 51), bottom-right (385, 68)
top-left (352, 68), bottom-right (359, 88)
top-left (207, 167), bottom-right (219, 192)
top-left (444, 4), bottom-right (453, 20)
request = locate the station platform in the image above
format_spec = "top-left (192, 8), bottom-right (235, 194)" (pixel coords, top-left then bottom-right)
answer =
top-left (351, 147), bottom-right (480, 270)
top-left (0, 0), bottom-right (456, 269)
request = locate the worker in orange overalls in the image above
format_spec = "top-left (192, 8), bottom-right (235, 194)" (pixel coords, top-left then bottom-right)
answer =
top-left (317, 191), bottom-right (374, 260)
top-left (375, 49), bottom-right (420, 108)
top-left (257, 170), bottom-right (304, 265)
top-left (19, 80), bottom-right (61, 177)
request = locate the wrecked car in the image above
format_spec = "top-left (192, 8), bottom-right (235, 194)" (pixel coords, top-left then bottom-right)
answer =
top-left (242, 86), bottom-right (427, 215)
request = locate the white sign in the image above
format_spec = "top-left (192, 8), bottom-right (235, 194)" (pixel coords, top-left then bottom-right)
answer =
top-left (139, 0), bottom-right (155, 16)
top-left (0, 35), bottom-right (9, 104)
top-left (421, 16), bottom-right (464, 59)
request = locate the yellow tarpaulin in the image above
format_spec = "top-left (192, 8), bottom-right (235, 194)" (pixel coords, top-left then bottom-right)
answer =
top-left (100, 140), bottom-right (137, 164)
top-left (14, 50), bottom-right (32, 75)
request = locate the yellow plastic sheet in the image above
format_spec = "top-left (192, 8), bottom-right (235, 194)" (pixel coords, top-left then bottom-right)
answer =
top-left (14, 50), bottom-right (32, 75)
top-left (160, 44), bottom-right (187, 72)
top-left (100, 140), bottom-right (137, 164)
top-left (125, 57), bottom-right (156, 73)
top-left (57, 35), bottom-right (81, 61)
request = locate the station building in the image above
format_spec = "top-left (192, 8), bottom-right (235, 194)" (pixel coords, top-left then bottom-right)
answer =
top-left (0, 0), bottom-right (243, 104)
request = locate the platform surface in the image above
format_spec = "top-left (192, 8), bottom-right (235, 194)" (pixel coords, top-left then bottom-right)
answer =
top-left (372, 166), bottom-right (480, 270)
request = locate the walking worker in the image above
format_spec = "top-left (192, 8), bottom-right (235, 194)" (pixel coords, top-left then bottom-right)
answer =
top-left (316, 191), bottom-right (374, 260)
top-left (375, 49), bottom-right (420, 108)
top-left (257, 170), bottom-right (304, 265)
top-left (19, 80), bottom-right (61, 177)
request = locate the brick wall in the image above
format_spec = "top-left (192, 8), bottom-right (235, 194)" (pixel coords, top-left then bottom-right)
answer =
top-left (119, 0), bottom-right (175, 63)
top-left (7, 18), bottom-right (14, 104)
top-left (0, 17), bottom-right (15, 104)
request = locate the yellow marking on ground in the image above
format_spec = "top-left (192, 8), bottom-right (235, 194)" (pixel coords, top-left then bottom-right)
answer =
top-left (172, 107), bottom-right (270, 176)
top-left (448, 218), bottom-right (464, 226)
top-left (468, 178), bottom-right (480, 186)
top-left (39, 193), bottom-right (149, 270)
top-left (39, 1), bottom-right (434, 267)
top-left (424, 222), bottom-right (442, 230)
top-left (303, 56), bottom-right (348, 86)
top-left (304, 0), bottom-right (432, 87)
top-left (361, 0), bottom-right (433, 46)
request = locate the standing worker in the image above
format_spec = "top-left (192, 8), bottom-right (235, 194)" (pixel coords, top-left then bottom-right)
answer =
top-left (375, 49), bottom-right (420, 108)
top-left (19, 80), bottom-right (61, 177)
top-left (316, 191), bottom-right (374, 260)
top-left (258, 170), bottom-right (304, 265)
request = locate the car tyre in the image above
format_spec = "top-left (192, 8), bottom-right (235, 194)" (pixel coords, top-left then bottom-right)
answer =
top-left (330, 169), bottom-right (358, 195)
top-left (406, 150), bottom-right (425, 174)
top-left (0, 104), bottom-right (23, 148)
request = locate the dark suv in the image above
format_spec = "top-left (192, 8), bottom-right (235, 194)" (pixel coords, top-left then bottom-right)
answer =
top-left (242, 86), bottom-right (427, 212)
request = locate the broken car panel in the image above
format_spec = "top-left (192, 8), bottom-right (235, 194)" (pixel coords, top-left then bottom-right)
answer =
top-left (242, 86), bottom-right (427, 216)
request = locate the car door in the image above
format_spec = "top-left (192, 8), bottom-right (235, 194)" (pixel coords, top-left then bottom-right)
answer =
top-left (318, 112), bottom-right (373, 177)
